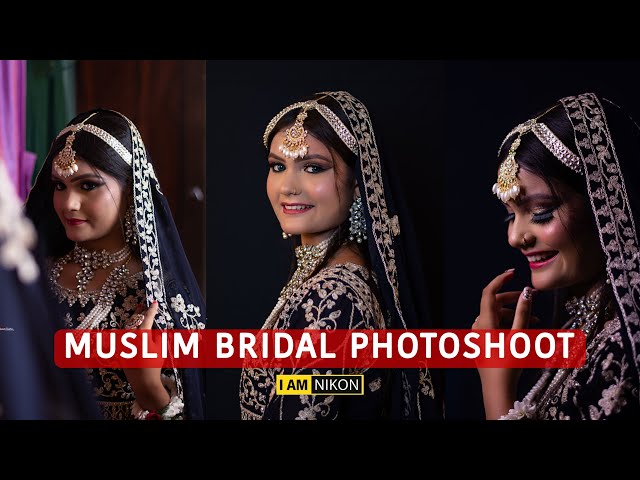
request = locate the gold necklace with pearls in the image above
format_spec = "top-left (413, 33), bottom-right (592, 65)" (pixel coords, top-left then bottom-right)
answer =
top-left (50, 243), bottom-right (132, 304)
top-left (262, 231), bottom-right (337, 329)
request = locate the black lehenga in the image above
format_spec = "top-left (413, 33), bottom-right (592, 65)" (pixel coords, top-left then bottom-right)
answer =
top-left (240, 91), bottom-right (441, 420)
top-left (499, 93), bottom-right (640, 420)
top-left (25, 109), bottom-right (207, 420)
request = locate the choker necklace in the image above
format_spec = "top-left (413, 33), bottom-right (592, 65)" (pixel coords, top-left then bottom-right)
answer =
top-left (51, 243), bottom-right (132, 295)
top-left (260, 231), bottom-right (338, 330)
top-left (279, 234), bottom-right (335, 300)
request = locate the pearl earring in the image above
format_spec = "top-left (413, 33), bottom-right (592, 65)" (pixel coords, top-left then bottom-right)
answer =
top-left (349, 197), bottom-right (367, 243)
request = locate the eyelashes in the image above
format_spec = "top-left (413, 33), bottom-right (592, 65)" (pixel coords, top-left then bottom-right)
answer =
top-left (503, 208), bottom-right (557, 225)
top-left (267, 162), bottom-right (327, 174)
top-left (52, 181), bottom-right (103, 191)
top-left (303, 164), bottom-right (326, 174)
top-left (531, 209), bottom-right (555, 224)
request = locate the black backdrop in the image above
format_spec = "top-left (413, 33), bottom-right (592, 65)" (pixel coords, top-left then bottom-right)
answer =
top-left (206, 59), bottom-right (640, 420)
top-left (206, 60), bottom-right (445, 419)
top-left (444, 60), bottom-right (640, 419)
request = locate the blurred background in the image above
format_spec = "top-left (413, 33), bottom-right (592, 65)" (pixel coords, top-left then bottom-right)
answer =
top-left (0, 60), bottom-right (206, 293)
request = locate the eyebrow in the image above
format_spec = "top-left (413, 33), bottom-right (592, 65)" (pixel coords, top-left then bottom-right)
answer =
top-left (505, 193), bottom-right (557, 207)
top-left (268, 152), bottom-right (333, 163)
top-left (51, 173), bottom-right (103, 182)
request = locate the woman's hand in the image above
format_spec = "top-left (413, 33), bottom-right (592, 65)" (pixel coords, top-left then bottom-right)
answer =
top-left (473, 269), bottom-right (534, 419)
top-left (123, 301), bottom-right (170, 411)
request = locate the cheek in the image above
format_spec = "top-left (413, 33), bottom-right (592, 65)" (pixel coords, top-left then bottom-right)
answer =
top-left (309, 176), bottom-right (350, 210)
top-left (309, 180), bottom-right (335, 202)
top-left (94, 191), bottom-right (122, 218)
top-left (266, 175), bottom-right (279, 204)
top-left (53, 193), bottom-right (62, 213)
top-left (538, 221), bottom-right (573, 250)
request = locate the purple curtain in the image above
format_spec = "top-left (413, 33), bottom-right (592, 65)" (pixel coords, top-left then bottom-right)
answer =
top-left (0, 60), bottom-right (35, 200)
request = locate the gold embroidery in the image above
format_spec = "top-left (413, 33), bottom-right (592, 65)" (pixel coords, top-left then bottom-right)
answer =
top-left (321, 92), bottom-right (405, 328)
top-left (240, 263), bottom-right (385, 420)
top-left (561, 93), bottom-right (640, 381)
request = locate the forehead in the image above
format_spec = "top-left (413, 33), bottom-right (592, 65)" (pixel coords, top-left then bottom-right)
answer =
top-left (51, 155), bottom-right (116, 183)
top-left (511, 167), bottom-right (581, 208)
top-left (516, 169), bottom-right (551, 194)
top-left (270, 130), bottom-right (332, 157)
top-left (51, 156), bottom-right (96, 175)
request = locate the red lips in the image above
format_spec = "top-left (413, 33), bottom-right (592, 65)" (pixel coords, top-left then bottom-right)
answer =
top-left (65, 218), bottom-right (86, 226)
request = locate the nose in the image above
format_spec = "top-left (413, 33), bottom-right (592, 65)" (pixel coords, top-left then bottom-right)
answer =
top-left (508, 215), bottom-right (533, 250)
top-left (60, 189), bottom-right (81, 212)
top-left (280, 168), bottom-right (300, 196)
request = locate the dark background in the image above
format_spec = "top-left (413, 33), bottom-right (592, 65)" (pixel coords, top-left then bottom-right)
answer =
top-left (205, 59), bottom-right (640, 421)
top-left (444, 60), bottom-right (640, 419)
top-left (206, 60), bottom-right (445, 419)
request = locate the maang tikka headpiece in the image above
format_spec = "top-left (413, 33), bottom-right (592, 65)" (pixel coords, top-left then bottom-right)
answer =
top-left (54, 111), bottom-right (133, 177)
top-left (263, 97), bottom-right (358, 159)
top-left (492, 105), bottom-right (583, 202)
top-left (281, 106), bottom-right (311, 159)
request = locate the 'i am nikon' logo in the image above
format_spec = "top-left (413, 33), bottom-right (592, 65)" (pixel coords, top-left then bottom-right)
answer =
top-left (276, 374), bottom-right (364, 395)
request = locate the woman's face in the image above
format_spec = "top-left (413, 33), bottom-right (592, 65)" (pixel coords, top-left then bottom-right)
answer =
top-left (267, 130), bottom-right (355, 246)
top-left (503, 168), bottom-right (605, 293)
top-left (52, 156), bottom-right (127, 251)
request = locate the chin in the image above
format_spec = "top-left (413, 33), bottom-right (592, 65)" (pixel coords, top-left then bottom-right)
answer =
top-left (65, 231), bottom-right (93, 243)
top-left (64, 232), bottom-right (80, 242)
top-left (530, 273), bottom-right (558, 291)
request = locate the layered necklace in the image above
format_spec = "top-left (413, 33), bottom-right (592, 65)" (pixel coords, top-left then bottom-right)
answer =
top-left (50, 243), bottom-right (132, 308)
top-left (565, 284), bottom-right (612, 337)
top-left (500, 281), bottom-right (614, 420)
top-left (262, 232), bottom-right (337, 329)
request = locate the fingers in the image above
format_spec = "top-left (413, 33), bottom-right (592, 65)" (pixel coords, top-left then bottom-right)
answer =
top-left (474, 308), bottom-right (515, 329)
top-left (512, 287), bottom-right (534, 330)
top-left (140, 300), bottom-right (159, 330)
top-left (480, 269), bottom-right (515, 315)
top-left (495, 291), bottom-right (522, 306)
top-left (498, 308), bottom-right (515, 324)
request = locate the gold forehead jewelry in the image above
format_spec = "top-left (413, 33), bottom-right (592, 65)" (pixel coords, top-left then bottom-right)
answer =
top-left (263, 98), bottom-right (358, 159)
top-left (281, 107), bottom-right (310, 159)
top-left (492, 107), bottom-right (583, 202)
top-left (54, 112), bottom-right (132, 177)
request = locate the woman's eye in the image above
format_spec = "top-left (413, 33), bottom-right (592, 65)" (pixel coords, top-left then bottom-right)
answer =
top-left (304, 164), bottom-right (324, 174)
top-left (81, 182), bottom-right (99, 191)
top-left (531, 208), bottom-right (556, 224)
top-left (503, 212), bottom-right (515, 223)
top-left (53, 181), bottom-right (65, 191)
top-left (269, 163), bottom-right (285, 173)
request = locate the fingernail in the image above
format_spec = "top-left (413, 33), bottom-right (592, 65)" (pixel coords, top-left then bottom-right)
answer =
top-left (153, 300), bottom-right (158, 304)
top-left (522, 286), bottom-right (532, 300)
top-left (504, 268), bottom-right (515, 273)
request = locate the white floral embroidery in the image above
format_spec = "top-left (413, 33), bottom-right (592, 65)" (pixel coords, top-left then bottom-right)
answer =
top-left (500, 399), bottom-right (537, 420)
top-left (0, 161), bottom-right (39, 284)
top-left (170, 293), bottom-right (202, 329)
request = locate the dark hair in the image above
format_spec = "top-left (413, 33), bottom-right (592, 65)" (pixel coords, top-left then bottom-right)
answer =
top-left (498, 103), bottom-right (585, 200)
top-left (27, 108), bottom-right (137, 258)
top-left (266, 94), bottom-right (370, 278)
top-left (51, 109), bottom-right (133, 190)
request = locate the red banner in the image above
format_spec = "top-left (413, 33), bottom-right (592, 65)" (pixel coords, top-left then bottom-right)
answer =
top-left (53, 329), bottom-right (586, 369)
